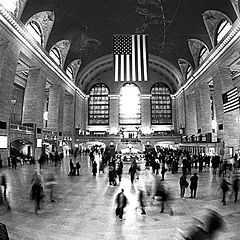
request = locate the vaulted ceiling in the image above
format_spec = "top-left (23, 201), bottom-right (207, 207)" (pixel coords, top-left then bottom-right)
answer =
top-left (21, 0), bottom-right (237, 73)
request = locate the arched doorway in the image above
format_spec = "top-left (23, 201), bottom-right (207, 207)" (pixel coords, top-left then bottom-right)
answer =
top-left (10, 139), bottom-right (33, 157)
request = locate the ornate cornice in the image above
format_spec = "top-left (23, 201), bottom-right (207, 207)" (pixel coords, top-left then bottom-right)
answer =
top-left (0, 4), bottom-right (85, 98)
top-left (174, 18), bottom-right (240, 98)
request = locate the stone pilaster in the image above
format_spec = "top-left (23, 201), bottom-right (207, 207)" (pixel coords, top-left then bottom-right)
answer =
top-left (109, 94), bottom-right (119, 134)
top-left (171, 96), bottom-right (177, 134)
top-left (195, 83), bottom-right (212, 134)
top-left (22, 68), bottom-right (47, 128)
top-left (0, 40), bottom-right (19, 164)
top-left (141, 94), bottom-right (151, 134)
top-left (75, 94), bottom-right (85, 131)
top-left (47, 84), bottom-right (64, 133)
top-left (63, 94), bottom-right (74, 136)
top-left (212, 67), bottom-right (239, 154)
top-left (185, 93), bottom-right (197, 135)
top-left (22, 68), bottom-right (47, 159)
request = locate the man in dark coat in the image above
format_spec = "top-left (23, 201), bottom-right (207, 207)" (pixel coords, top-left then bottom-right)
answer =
top-left (116, 189), bottom-right (128, 220)
top-left (190, 173), bottom-right (198, 198)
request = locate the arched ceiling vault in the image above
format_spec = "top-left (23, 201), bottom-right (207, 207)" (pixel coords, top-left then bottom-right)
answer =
top-left (77, 54), bottom-right (182, 94)
top-left (21, 0), bottom-right (237, 85)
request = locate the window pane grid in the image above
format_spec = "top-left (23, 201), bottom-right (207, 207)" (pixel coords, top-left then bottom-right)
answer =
top-left (151, 83), bottom-right (172, 125)
top-left (88, 83), bottom-right (109, 125)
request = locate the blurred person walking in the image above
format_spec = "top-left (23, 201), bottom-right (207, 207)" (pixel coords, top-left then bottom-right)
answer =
top-left (231, 174), bottom-right (239, 203)
top-left (45, 171), bottom-right (57, 202)
top-left (129, 163), bottom-right (137, 184)
top-left (0, 174), bottom-right (11, 210)
top-left (179, 173), bottom-right (188, 199)
top-left (219, 177), bottom-right (231, 205)
top-left (115, 189), bottom-right (128, 221)
top-left (92, 160), bottom-right (97, 177)
top-left (30, 171), bottom-right (44, 213)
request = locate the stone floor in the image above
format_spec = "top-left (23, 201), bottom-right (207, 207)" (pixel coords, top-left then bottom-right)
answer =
top-left (0, 154), bottom-right (240, 240)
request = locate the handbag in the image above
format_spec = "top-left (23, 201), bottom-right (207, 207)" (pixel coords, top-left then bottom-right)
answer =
top-left (185, 181), bottom-right (189, 188)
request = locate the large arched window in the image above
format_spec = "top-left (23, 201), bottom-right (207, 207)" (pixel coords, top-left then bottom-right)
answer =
top-left (216, 20), bottom-right (232, 44)
top-left (66, 66), bottom-right (74, 80)
top-left (151, 83), bottom-right (172, 125)
top-left (25, 21), bottom-right (43, 46)
top-left (49, 47), bottom-right (61, 66)
top-left (88, 83), bottom-right (109, 125)
top-left (119, 83), bottom-right (141, 125)
top-left (198, 47), bottom-right (209, 65)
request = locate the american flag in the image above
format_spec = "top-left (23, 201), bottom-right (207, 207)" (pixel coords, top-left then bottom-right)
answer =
top-left (113, 34), bottom-right (148, 82)
top-left (222, 87), bottom-right (240, 113)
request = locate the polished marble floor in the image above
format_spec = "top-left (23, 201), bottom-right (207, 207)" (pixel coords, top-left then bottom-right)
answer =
top-left (0, 154), bottom-right (239, 240)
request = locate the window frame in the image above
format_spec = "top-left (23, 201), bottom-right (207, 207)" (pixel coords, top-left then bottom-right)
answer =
top-left (119, 83), bottom-right (141, 125)
top-left (150, 82), bottom-right (172, 125)
top-left (186, 65), bottom-right (193, 80)
top-left (66, 66), bottom-right (74, 80)
top-left (88, 83), bottom-right (109, 126)
top-left (49, 47), bottom-right (61, 66)
top-left (198, 47), bottom-right (208, 65)
top-left (216, 19), bottom-right (232, 44)
top-left (25, 20), bottom-right (43, 46)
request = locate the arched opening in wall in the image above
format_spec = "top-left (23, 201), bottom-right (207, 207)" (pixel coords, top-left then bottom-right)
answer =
top-left (119, 83), bottom-right (141, 125)
top-left (10, 139), bottom-right (33, 160)
top-left (49, 47), bottom-right (61, 66)
top-left (88, 83), bottom-right (109, 125)
top-left (66, 65), bottom-right (74, 80)
top-left (151, 82), bottom-right (172, 125)
top-left (25, 21), bottom-right (43, 46)
top-left (198, 47), bottom-right (209, 65)
top-left (216, 20), bottom-right (232, 44)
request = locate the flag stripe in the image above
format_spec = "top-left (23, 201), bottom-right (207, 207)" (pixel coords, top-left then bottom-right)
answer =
top-left (142, 35), bottom-right (148, 81)
top-left (222, 87), bottom-right (240, 113)
top-left (137, 35), bottom-right (142, 81)
top-left (114, 55), bottom-right (118, 82)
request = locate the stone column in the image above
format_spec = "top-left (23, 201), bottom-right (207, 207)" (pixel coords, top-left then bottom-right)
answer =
top-left (22, 68), bottom-right (47, 159)
top-left (141, 94), bottom-right (151, 134)
top-left (48, 84), bottom-right (64, 152)
top-left (195, 83), bottom-right (212, 134)
top-left (185, 92), bottom-right (197, 135)
top-left (22, 68), bottom-right (47, 128)
top-left (75, 93), bottom-right (85, 131)
top-left (109, 94), bottom-right (119, 134)
top-left (171, 96), bottom-right (177, 134)
top-left (63, 94), bottom-right (74, 135)
top-left (0, 40), bottom-right (19, 164)
top-left (212, 67), bottom-right (239, 155)
top-left (175, 92), bottom-right (186, 134)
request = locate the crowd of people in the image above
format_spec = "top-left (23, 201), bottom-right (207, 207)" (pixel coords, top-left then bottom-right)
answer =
top-left (2, 145), bottom-right (240, 239)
